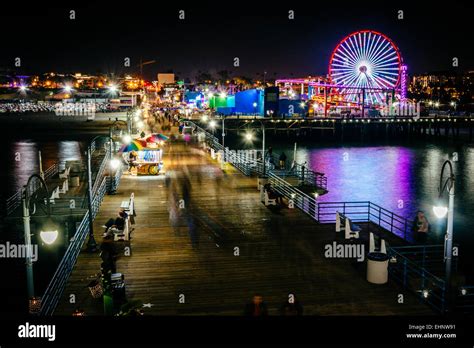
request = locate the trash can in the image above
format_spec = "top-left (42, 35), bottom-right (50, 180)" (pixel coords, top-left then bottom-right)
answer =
top-left (70, 176), bottom-right (80, 187)
top-left (366, 252), bottom-right (389, 284)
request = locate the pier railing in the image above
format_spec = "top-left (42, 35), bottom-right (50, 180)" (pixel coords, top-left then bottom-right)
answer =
top-left (39, 176), bottom-right (107, 316)
top-left (91, 148), bottom-right (111, 197)
top-left (316, 201), bottom-right (413, 242)
top-left (387, 245), bottom-right (447, 313)
top-left (4, 161), bottom-right (61, 216)
top-left (456, 285), bottom-right (474, 314)
top-left (269, 173), bottom-right (319, 218)
top-left (189, 121), bottom-right (328, 191)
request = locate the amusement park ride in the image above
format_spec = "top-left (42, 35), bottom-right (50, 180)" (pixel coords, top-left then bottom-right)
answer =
top-left (276, 30), bottom-right (408, 117)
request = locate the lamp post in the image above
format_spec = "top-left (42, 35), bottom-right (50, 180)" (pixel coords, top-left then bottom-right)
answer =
top-left (450, 101), bottom-right (457, 112)
top-left (86, 141), bottom-right (97, 252)
top-left (261, 121), bottom-right (266, 177)
top-left (221, 117), bottom-right (226, 163)
top-left (432, 159), bottom-right (455, 311)
top-left (22, 174), bottom-right (59, 313)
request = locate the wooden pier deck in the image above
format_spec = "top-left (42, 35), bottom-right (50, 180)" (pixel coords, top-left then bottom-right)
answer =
top-left (56, 140), bottom-right (433, 316)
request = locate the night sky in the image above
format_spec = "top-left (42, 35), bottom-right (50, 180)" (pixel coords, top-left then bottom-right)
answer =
top-left (0, 1), bottom-right (472, 80)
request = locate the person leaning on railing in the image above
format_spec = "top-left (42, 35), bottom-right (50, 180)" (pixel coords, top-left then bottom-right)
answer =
top-left (412, 210), bottom-right (430, 244)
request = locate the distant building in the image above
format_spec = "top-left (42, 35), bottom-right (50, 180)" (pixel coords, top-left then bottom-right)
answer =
top-left (157, 73), bottom-right (175, 85)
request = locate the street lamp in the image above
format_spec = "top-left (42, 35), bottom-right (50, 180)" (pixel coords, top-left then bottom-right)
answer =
top-left (22, 174), bottom-right (59, 313)
top-left (40, 217), bottom-right (59, 245)
top-left (110, 158), bottom-right (121, 170)
top-left (450, 101), bottom-right (457, 112)
top-left (432, 159), bottom-right (455, 311)
top-left (122, 134), bottom-right (132, 144)
top-left (244, 131), bottom-right (253, 142)
top-left (108, 84), bottom-right (118, 94)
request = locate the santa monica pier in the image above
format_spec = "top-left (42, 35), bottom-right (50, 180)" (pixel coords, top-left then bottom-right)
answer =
top-left (0, 29), bottom-right (473, 318)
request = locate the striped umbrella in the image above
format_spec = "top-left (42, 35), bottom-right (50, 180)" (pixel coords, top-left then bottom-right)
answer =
top-left (118, 140), bottom-right (145, 153)
top-left (146, 133), bottom-right (169, 143)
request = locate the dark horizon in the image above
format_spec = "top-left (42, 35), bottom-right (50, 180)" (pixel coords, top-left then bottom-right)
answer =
top-left (0, 1), bottom-right (472, 80)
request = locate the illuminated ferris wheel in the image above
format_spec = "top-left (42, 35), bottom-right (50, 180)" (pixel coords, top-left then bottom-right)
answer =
top-left (329, 30), bottom-right (403, 105)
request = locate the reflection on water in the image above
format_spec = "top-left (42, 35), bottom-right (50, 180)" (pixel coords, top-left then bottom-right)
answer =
top-left (287, 143), bottom-right (474, 278)
top-left (2, 140), bottom-right (84, 197)
top-left (292, 144), bottom-right (474, 226)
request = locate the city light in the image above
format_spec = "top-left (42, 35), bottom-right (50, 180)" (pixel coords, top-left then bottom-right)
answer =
top-left (219, 92), bottom-right (227, 98)
top-left (122, 134), bottom-right (132, 144)
top-left (19, 85), bottom-right (27, 92)
top-left (252, 102), bottom-right (257, 108)
top-left (300, 102), bottom-right (306, 108)
top-left (110, 158), bottom-right (121, 170)
top-left (64, 85), bottom-right (72, 93)
top-left (244, 131), bottom-right (253, 142)
top-left (108, 84), bottom-right (118, 93)
top-left (201, 115), bottom-right (209, 123)
top-left (209, 120), bottom-right (217, 129)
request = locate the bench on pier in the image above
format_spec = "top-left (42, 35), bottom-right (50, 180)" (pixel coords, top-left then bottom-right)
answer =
top-left (59, 167), bottom-right (71, 179)
top-left (58, 178), bottom-right (69, 194)
top-left (335, 211), bottom-right (361, 239)
top-left (369, 232), bottom-right (387, 254)
top-left (111, 216), bottom-right (131, 242)
top-left (264, 190), bottom-right (277, 206)
top-left (120, 192), bottom-right (135, 215)
top-left (48, 186), bottom-right (60, 204)
top-left (260, 185), bottom-right (283, 207)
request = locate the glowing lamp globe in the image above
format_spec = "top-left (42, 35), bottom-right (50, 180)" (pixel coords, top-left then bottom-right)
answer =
top-left (40, 230), bottom-right (58, 245)
top-left (110, 159), bottom-right (121, 170)
top-left (433, 205), bottom-right (448, 219)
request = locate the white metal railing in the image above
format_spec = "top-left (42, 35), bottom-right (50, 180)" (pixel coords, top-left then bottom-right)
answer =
top-left (39, 177), bottom-right (107, 315)
top-left (5, 162), bottom-right (60, 216)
